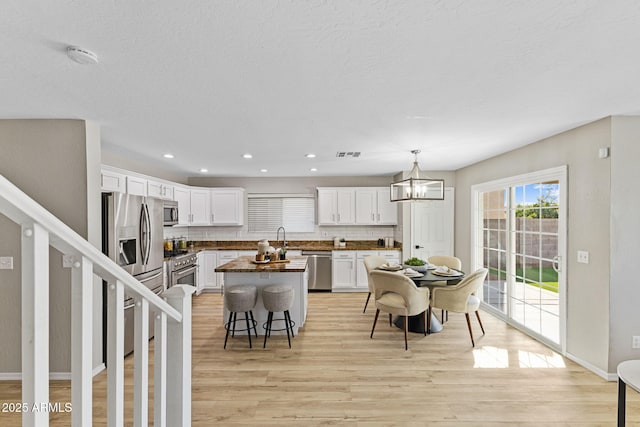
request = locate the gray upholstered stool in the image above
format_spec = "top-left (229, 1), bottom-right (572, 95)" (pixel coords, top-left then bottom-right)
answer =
top-left (224, 285), bottom-right (258, 349)
top-left (262, 285), bottom-right (295, 348)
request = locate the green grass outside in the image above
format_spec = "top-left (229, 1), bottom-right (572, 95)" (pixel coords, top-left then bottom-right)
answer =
top-left (488, 267), bottom-right (558, 293)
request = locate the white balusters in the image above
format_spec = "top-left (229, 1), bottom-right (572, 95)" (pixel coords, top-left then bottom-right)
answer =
top-left (107, 280), bottom-right (125, 427)
top-left (154, 312), bottom-right (168, 427)
top-left (134, 298), bottom-right (150, 426)
top-left (21, 222), bottom-right (50, 427)
top-left (71, 256), bottom-right (94, 426)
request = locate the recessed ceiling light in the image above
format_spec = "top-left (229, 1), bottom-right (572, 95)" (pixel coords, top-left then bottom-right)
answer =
top-left (242, 153), bottom-right (253, 159)
top-left (200, 168), bottom-right (208, 173)
top-left (163, 153), bottom-right (174, 159)
top-left (260, 169), bottom-right (268, 173)
top-left (305, 153), bottom-right (316, 158)
top-left (310, 168), bottom-right (317, 172)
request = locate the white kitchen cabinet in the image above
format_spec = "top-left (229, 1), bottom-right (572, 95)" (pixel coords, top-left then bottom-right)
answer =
top-left (173, 186), bottom-right (191, 226)
top-left (331, 250), bottom-right (356, 290)
top-left (126, 175), bottom-right (147, 196)
top-left (356, 250), bottom-right (378, 290)
top-left (147, 179), bottom-right (173, 200)
top-left (355, 188), bottom-right (397, 225)
top-left (173, 186), bottom-right (210, 226)
top-left (101, 168), bottom-right (126, 193)
top-left (198, 251), bottom-right (220, 293)
top-left (210, 188), bottom-right (244, 225)
top-left (355, 250), bottom-right (401, 290)
top-left (317, 188), bottom-right (355, 225)
top-left (190, 188), bottom-right (211, 225)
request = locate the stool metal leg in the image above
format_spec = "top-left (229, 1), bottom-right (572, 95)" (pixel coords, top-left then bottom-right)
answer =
top-left (285, 310), bottom-right (295, 338)
top-left (249, 310), bottom-right (258, 337)
top-left (224, 310), bottom-right (233, 349)
top-left (231, 312), bottom-right (237, 337)
top-left (263, 311), bottom-right (273, 348)
top-left (618, 377), bottom-right (626, 427)
top-left (244, 311), bottom-right (253, 348)
top-left (284, 310), bottom-right (292, 348)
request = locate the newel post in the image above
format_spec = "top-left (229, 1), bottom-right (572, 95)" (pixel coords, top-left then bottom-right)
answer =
top-left (164, 285), bottom-right (195, 427)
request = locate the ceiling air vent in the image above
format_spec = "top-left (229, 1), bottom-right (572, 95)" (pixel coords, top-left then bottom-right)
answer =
top-left (336, 152), bottom-right (361, 158)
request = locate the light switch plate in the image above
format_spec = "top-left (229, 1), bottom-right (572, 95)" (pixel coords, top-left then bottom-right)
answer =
top-left (577, 251), bottom-right (589, 264)
top-left (0, 256), bottom-right (14, 270)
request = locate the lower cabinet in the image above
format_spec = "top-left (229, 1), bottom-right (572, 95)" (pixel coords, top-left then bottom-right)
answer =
top-left (331, 251), bottom-right (356, 291)
top-left (335, 249), bottom-right (401, 292)
top-left (198, 251), bottom-right (219, 293)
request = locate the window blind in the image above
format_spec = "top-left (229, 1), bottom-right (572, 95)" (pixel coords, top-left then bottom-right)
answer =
top-left (248, 196), bottom-right (315, 232)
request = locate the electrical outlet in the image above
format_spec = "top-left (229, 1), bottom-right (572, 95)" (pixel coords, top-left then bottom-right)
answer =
top-left (0, 257), bottom-right (14, 270)
top-left (577, 251), bottom-right (589, 264)
top-left (633, 336), bottom-right (640, 349)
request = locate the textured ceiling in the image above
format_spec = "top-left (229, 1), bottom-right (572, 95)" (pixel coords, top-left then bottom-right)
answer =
top-left (2, 1), bottom-right (640, 178)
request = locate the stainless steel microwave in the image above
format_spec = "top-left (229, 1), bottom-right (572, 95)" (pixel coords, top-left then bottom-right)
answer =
top-left (163, 200), bottom-right (179, 226)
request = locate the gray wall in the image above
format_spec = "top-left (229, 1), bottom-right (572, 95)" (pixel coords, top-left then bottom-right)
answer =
top-left (609, 116), bottom-right (640, 372)
top-left (0, 119), bottom-right (102, 374)
top-left (455, 117), bottom-right (612, 373)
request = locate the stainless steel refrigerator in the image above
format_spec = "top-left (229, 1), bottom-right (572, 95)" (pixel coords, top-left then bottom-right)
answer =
top-left (102, 192), bottom-right (164, 357)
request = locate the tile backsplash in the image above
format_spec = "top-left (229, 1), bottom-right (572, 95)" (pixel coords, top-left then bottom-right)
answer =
top-left (164, 225), bottom-right (397, 243)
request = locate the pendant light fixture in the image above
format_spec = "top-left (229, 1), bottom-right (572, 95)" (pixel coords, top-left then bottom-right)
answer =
top-left (390, 149), bottom-right (444, 202)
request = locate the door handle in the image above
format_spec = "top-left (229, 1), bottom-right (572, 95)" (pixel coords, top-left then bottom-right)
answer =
top-left (553, 256), bottom-right (561, 273)
top-left (415, 245), bottom-right (424, 249)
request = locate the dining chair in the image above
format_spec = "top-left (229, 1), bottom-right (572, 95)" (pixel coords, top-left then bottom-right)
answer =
top-left (427, 255), bottom-right (463, 322)
top-left (369, 270), bottom-right (430, 350)
top-left (430, 267), bottom-right (488, 347)
top-left (362, 255), bottom-right (387, 313)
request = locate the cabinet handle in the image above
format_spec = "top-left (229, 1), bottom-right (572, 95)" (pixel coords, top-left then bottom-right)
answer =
top-left (371, 213), bottom-right (375, 221)
top-left (211, 214), bottom-right (214, 223)
top-left (377, 213), bottom-right (380, 221)
top-left (337, 213), bottom-right (341, 222)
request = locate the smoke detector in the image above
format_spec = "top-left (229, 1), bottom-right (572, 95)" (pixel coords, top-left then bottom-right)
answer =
top-left (66, 46), bottom-right (99, 65)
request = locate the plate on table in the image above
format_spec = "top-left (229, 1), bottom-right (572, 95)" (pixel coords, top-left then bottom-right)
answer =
top-left (379, 264), bottom-right (403, 271)
top-left (432, 269), bottom-right (462, 277)
top-left (251, 260), bottom-right (270, 264)
top-left (404, 270), bottom-right (424, 278)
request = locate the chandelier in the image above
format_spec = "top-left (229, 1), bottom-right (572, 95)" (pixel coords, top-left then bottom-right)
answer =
top-left (390, 150), bottom-right (444, 202)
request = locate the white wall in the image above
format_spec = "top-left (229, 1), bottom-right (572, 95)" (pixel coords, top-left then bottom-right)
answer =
top-left (454, 117), bottom-right (612, 374)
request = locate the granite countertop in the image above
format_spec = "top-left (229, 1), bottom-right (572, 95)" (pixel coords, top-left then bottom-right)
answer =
top-left (189, 240), bottom-right (401, 252)
top-left (215, 255), bottom-right (308, 273)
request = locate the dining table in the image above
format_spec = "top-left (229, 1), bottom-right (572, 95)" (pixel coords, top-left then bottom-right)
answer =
top-left (383, 267), bottom-right (465, 334)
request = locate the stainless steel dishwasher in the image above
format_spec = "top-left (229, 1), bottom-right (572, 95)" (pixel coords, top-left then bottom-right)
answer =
top-left (302, 251), bottom-right (332, 291)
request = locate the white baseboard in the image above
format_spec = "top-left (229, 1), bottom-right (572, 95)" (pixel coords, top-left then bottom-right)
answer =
top-left (565, 351), bottom-right (616, 381)
top-left (0, 363), bottom-right (107, 381)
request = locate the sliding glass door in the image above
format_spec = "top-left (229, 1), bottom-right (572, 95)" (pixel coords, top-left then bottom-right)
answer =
top-left (473, 167), bottom-right (566, 351)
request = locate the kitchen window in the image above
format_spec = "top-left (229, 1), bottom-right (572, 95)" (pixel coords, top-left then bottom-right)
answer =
top-left (248, 194), bottom-right (315, 233)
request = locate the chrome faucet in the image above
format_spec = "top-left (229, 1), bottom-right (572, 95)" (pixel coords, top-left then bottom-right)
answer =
top-left (276, 226), bottom-right (287, 249)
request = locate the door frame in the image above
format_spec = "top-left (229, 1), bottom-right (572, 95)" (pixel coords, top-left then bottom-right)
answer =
top-left (471, 165), bottom-right (567, 354)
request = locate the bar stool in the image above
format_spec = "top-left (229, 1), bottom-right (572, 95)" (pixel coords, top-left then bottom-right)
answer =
top-left (224, 285), bottom-right (258, 349)
top-left (262, 285), bottom-right (295, 348)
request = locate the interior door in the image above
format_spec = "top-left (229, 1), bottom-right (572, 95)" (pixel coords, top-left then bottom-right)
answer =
top-left (410, 188), bottom-right (454, 261)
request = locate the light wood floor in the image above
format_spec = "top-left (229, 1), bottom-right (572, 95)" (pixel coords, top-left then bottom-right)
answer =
top-left (0, 292), bottom-right (637, 426)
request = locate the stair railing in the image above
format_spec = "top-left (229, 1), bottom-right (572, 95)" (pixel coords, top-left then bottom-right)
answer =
top-left (0, 174), bottom-right (193, 427)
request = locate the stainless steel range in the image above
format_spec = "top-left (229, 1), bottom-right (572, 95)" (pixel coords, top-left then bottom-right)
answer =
top-left (169, 252), bottom-right (199, 294)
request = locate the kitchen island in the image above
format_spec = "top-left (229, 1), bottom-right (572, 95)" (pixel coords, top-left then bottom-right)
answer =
top-left (215, 256), bottom-right (308, 335)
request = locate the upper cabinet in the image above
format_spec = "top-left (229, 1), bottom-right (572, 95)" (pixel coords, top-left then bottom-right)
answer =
top-left (210, 189), bottom-right (244, 226)
top-left (354, 187), bottom-right (397, 225)
top-left (147, 179), bottom-right (174, 200)
top-left (126, 175), bottom-right (147, 197)
top-left (317, 188), bottom-right (355, 225)
top-left (101, 168), bottom-right (126, 193)
top-left (318, 187), bottom-right (397, 226)
top-left (174, 186), bottom-right (210, 226)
